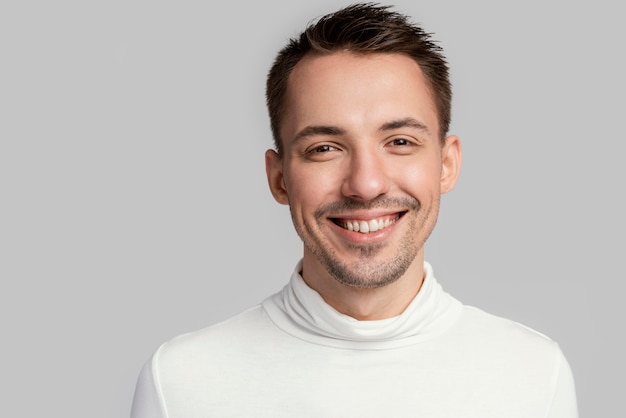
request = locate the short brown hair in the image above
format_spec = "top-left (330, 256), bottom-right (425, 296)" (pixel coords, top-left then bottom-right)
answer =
top-left (266, 2), bottom-right (452, 155)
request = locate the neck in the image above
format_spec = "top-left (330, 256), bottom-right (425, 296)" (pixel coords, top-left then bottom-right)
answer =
top-left (301, 252), bottom-right (425, 320)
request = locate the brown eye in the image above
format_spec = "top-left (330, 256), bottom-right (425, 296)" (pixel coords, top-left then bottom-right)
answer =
top-left (385, 137), bottom-right (421, 155)
top-left (390, 138), bottom-right (412, 146)
top-left (308, 144), bottom-right (338, 154)
top-left (303, 143), bottom-right (341, 161)
top-left (315, 145), bottom-right (333, 152)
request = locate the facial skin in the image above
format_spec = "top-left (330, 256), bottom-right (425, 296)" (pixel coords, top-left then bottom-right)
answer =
top-left (266, 52), bottom-right (461, 320)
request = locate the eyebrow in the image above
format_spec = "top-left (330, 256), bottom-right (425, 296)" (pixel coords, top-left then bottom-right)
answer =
top-left (291, 117), bottom-right (431, 144)
top-left (292, 125), bottom-right (346, 144)
top-left (379, 117), bottom-right (431, 134)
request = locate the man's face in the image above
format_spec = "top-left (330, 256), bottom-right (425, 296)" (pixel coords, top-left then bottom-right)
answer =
top-left (266, 52), bottom-right (460, 289)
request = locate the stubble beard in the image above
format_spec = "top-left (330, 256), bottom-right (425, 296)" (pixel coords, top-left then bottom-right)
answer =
top-left (292, 196), bottom-right (436, 289)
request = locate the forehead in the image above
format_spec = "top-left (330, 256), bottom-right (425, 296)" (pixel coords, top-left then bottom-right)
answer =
top-left (289, 51), bottom-right (431, 92)
top-left (281, 52), bottom-right (439, 141)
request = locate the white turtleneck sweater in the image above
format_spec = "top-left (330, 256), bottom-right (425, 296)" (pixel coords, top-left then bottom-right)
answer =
top-left (131, 262), bottom-right (578, 417)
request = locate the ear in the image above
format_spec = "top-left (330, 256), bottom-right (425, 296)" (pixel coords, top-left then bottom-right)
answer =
top-left (440, 135), bottom-right (462, 194)
top-left (265, 149), bottom-right (290, 205)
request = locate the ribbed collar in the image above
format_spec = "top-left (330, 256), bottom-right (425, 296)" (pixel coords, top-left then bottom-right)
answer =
top-left (262, 261), bottom-right (463, 350)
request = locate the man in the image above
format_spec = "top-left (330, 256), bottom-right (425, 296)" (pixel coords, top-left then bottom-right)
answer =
top-left (131, 3), bottom-right (578, 417)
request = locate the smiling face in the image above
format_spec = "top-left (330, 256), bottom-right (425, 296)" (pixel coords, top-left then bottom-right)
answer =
top-left (266, 52), bottom-right (461, 291)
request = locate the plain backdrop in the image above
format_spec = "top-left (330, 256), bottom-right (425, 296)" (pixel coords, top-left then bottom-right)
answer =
top-left (1, 1), bottom-right (624, 416)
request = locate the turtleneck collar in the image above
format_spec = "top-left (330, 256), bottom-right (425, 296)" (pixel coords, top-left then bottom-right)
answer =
top-left (262, 261), bottom-right (463, 350)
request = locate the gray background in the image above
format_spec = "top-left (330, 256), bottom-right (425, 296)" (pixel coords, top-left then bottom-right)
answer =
top-left (1, 0), bottom-right (623, 416)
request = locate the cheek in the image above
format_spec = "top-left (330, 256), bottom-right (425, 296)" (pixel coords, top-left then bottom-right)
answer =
top-left (393, 159), bottom-right (442, 192)
top-left (285, 174), bottom-right (321, 217)
top-left (286, 164), bottom-right (342, 207)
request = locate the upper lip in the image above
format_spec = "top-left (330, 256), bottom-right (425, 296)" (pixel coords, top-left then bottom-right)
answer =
top-left (329, 210), bottom-right (406, 221)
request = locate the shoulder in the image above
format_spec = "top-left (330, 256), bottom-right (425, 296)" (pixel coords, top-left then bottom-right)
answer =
top-left (452, 306), bottom-right (577, 415)
top-left (133, 305), bottom-right (281, 416)
top-left (458, 305), bottom-right (559, 350)
top-left (156, 304), bottom-right (276, 361)
top-left (447, 305), bottom-right (567, 383)
top-left (143, 304), bottom-right (283, 399)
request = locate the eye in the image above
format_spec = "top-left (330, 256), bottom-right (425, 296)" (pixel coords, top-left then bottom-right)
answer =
top-left (303, 143), bottom-right (341, 161)
top-left (308, 144), bottom-right (338, 154)
top-left (389, 138), bottom-right (412, 146)
top-left (385, 136), bottom-right (421, 155)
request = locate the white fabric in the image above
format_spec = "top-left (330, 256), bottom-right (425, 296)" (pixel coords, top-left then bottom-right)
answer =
top-left (131, 262), bottom-right (578, 417)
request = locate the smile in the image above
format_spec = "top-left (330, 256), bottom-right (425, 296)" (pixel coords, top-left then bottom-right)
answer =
top-left (332, 214), bottom-right (402, 234)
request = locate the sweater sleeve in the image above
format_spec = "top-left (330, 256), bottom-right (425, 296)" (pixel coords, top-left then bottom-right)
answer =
top-left (131, 351), bottom-right (168, 418)
top-left (546, 348), bottom-right (578, 418)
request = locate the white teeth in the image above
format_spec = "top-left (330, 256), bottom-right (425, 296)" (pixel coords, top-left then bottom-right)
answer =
top-left (342, 217), bottom-right (397, 234)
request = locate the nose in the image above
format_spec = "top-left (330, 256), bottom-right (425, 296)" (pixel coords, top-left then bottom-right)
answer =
top-left (341, 149), bottom-right (391, 201)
